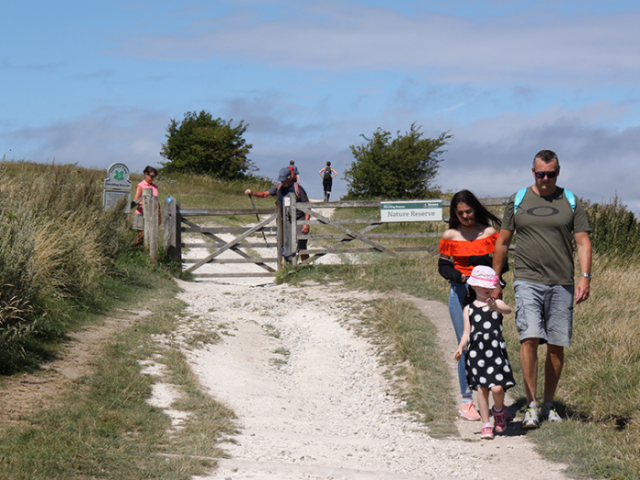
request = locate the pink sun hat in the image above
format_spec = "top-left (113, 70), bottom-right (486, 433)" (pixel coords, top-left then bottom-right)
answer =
top-left (467, 265), bottom-right (499, 289)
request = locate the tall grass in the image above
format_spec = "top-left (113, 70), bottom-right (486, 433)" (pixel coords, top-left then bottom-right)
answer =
top-left (0, 161), bottom-right (133, 373)
top-left (560, 198), bottom-right (640, 423)
top-left (584, 196), bottom-right (640, 257)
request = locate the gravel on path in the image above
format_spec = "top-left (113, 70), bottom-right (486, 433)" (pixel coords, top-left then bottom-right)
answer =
top-left (164, 275), bottom-right (569, 480)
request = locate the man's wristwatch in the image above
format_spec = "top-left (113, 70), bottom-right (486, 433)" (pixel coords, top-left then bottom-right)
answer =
top-left (581, 273), bottom-right (592, 280)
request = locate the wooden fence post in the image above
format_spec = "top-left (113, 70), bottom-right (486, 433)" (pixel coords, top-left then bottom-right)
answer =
top-left (143, 188), bottom-right (158, 265)
top-left (164, 195), bottom-right (181, 263)
top-left (281, 193), bottom-right (297, 263)
top-left (289, 193), bottom-right (298, 268)
top-left (276, 199), bottom-right (283, 270)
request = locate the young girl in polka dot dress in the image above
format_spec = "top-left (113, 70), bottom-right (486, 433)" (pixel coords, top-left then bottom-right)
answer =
top-left (454, 265), bottom-right (515, 439)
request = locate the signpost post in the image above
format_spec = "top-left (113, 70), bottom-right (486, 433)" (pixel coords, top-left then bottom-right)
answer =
top-left (380, 199), bottom-right (443, 222)
top-left (103, 163), bottom-right (132, 212)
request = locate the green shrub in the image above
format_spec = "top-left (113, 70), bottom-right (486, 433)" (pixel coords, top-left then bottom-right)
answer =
top-left (584, 196), bottom-right (640, 258)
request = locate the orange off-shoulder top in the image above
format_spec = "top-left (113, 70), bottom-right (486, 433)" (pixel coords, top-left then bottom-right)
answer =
top-left (438, 232), bottom-right (499, 276)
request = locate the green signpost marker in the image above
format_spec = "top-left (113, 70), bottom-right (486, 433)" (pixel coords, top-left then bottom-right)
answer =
top-left (103, 163), bottom-right (132, 212)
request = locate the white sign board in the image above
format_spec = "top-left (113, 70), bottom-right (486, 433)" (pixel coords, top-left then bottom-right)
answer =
top-left (380, 199), bottom-right (443, 222)
top-left (103, 163), bottom-right (132, 212)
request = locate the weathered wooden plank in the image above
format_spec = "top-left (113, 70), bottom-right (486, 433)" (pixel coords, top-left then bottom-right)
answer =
top-left (182, 227), bottom-right (277, 234)
top-left (306, 218), bottom-right (383, 225)
top-left (302, 197), bottom-right (508, 209)
top-left (182, 257), bottom-right (278, 264)
top-left (193, 272), bottom-right (276, 278)
top-left (444, 197), bottom-right (509, 207)
top-left (182, 242), bottom-right (277, 248)
top-left (181, 208), bottom-right (275, 216)
top-left (300, 246), bottom-right (438, 254)
top-left (306, 200), bottom-right (381, 208)
top-left (300, 232), bottom-right (442, 240)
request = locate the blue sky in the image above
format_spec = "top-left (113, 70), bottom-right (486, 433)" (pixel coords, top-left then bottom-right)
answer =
top-left (2, 0), bottom-right (639, 211)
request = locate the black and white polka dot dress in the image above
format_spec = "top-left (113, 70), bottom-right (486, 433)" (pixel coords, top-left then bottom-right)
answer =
top-left (465, 303), bottom-right (515, 391)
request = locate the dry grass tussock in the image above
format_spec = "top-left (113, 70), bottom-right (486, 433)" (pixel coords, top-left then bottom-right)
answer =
top-left (562, 255), bottom-right (640, 423)
top-left (0, 162), bottom-right (132, 372)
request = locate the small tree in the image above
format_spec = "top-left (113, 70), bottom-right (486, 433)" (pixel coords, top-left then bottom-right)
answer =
top-left (160, 111), bottom-right (254, 179)
top-left (345, 124), bottom-right (450, 199)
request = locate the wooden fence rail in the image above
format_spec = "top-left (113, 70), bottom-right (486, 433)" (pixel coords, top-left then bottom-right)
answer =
top-left (162, 195), bottom-right (510, 277)
top-left (281, 196), bottom-right (510, 267)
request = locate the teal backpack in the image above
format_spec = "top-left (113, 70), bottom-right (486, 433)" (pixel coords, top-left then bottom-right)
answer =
top-left (514, 187), bottom-right (576, 214)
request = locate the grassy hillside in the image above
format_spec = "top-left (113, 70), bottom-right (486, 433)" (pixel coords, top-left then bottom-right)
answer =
top-left (2, 159), bottom-right (639, 479)
top-left (0, 161), bottom-right (275, 374)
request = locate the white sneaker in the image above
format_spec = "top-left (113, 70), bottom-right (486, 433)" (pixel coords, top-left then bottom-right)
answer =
top-left (522, 402), bottom-right (540, 429)
top-left (541, 404), bottom-right (563, 423)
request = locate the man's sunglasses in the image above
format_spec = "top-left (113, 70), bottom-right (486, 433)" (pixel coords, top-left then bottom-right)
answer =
top-left (534, 170), bottom-right (558, 179)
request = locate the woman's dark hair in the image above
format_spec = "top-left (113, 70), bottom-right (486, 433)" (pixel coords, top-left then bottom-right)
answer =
top-left (463, 286), bottom-right (476, 306)
top-left (326, 161), bottom-right (331, 166)
top-left (449, 189), bottom-right (501, 229)
top-left (143, 166), bottom-right (158, 176)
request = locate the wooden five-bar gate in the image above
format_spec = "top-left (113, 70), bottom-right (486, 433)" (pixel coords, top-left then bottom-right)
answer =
top-left (162, 195), bottom-right (509, 279)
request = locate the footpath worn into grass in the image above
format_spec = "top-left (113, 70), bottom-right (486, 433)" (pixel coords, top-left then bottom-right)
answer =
top-left (283, 257), bottom-right (640, 480)
top-left (0, 260), bottom-right (236, 480)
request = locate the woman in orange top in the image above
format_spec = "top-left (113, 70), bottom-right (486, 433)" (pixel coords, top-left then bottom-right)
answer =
top-left (439, 190), bottom-right (502, 421)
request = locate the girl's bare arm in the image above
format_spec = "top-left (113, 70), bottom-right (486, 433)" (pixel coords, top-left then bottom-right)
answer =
top-left (488, 298), bottom-right (512, 314)
top-left (454, 306), bottom-right (472, 360)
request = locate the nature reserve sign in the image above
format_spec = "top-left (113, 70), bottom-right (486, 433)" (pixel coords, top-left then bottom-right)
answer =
top-left (380, 200), bottom-right (443, 222)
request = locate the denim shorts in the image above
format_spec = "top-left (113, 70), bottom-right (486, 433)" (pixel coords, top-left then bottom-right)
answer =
top-left (514, 280), bottom-right (574, 347)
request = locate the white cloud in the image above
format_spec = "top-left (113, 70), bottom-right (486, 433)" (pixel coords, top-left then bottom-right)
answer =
top-left (118, 2), bottom-right (640, 86)
top-left (1, 108), bottom-right (168, 174)
top-left (437, 106), bottom-right (640, 212)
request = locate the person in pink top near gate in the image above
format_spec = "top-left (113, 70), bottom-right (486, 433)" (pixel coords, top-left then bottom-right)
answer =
top-left (132, 166), bottom-right (161, 246)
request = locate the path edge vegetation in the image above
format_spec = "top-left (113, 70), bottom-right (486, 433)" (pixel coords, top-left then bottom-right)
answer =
top-left (279, 198), bottom-right (640, 479)
top-left (2, 160), bottom-right (640, 479)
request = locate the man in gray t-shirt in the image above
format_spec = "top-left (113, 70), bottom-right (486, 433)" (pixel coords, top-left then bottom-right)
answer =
top-left (492, 150), bottom-right (592, 429)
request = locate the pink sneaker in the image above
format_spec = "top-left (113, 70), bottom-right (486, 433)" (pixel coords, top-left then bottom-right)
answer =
top-left (481, 424), bottom-right (494, 439)
top-left (492, 406), bottom-right (507, 433)
top-left (459, 401), bottom-right (481, 421)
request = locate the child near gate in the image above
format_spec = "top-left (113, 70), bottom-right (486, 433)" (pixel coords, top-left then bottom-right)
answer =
top-left (454, 265), bottom-right (515, 439)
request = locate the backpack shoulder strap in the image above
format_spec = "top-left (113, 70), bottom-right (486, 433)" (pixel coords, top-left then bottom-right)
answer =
top-left (513, 187), bottom-right (528, 214)
top-left (564, 189), bottom-right (576, 212)
top-left (513, 187), bottom-right (576, 214)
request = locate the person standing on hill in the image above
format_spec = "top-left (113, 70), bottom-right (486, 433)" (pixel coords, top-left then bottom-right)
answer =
top-left (319, 161), bottom-right (338, 202)
top-left (245, 167), bottom-right (311, 261)
top-left (289, 160), bottom-right (300, 183)
top-left (492, 149), bottom-right (592, 429)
